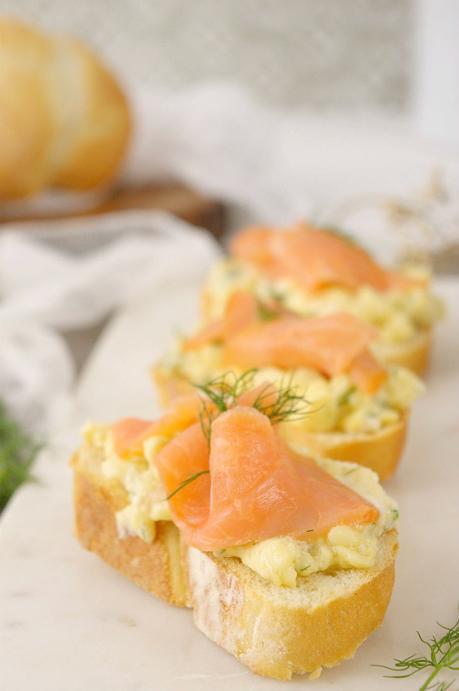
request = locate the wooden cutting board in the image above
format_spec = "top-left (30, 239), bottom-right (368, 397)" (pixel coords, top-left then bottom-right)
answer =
top-left (0, 182), bottom-right (226, 239)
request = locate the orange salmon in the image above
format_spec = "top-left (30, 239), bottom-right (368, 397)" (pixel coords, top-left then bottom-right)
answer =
top-left (155, 406), bottom-right (379, 551)
top-left (230, 224), bottom-right (420, 292)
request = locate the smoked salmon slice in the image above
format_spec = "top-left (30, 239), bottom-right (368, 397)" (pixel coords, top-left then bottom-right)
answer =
top-left (185, 291), bottom-right (387, 393)
top-left (155, 406), bottom-right (379, 551)
top-left (348, 351), bottom-right (388, 395)
top-left (112, 394), bottom-right (202, 458)
top-left (112, 418), bottom-right (155, 458)
top-left (224, 313), bottom-right (380, 377)
top-left (230, 224), bottom-right (417, 292)
top-left (184, 292), bottom-right (259, 351)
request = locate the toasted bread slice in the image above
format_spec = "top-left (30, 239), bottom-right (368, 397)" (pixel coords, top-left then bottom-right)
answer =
top-left (188, 532), bottom-right (397, 680)
top-left (73, 458), bottom-right (397, 680)
top-left (374, 329), bottom-right (431, 376)
top-left (153, 366), bottom-right (408, 480)
top-left (72, 458), bottom-right (188, 607)
top-left (283, 417), bottom-right (408, 481)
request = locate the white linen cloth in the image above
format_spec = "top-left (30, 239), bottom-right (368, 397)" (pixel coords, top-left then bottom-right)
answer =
top-left (0, 212), bottom-right (221, 434)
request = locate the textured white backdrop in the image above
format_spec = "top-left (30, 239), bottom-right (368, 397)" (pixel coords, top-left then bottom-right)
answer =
top-left (1, 0), bottom-right (411, 110)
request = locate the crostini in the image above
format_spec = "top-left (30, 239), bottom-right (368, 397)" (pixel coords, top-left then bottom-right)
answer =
top-left (73, 381), bottom-right (399, 680)
top-left (202, 224), bottom-right (443, 375)
top-left (154, 292), bottom-right (424, 479)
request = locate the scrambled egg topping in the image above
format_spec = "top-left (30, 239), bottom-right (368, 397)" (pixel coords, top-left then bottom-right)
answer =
top-left (203, 259), bottom-right (443, 345)
top-left (83, 424), bottom-right (398, 588)
top-left (219, 456), bottom-right (398, 587)
top-left (83, 424), bottom-right (172, 544)
top-left (160, 346), bottom-right (424, 434)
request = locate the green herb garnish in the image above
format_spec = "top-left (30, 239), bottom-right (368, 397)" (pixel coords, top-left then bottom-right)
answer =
top-left (168, 372), bottom-right (311, 501)
top-left (337, 386), bottom-right (356, 407)
top-left (165, 469), bottom-right (210, 501)
top-left (299, 565), bottom-right (311, 574)
top-left (251, 377), bottom-right (311, 425)
top-left (194, 370), bottom-right (310, 442)
top-left (0, 402), bottom-right (40, 511)
top-left (256, 300), bottom-right (279, 322)
top-left (374, 616), bottom-right (459, 690)
top-left (342, 466), bottom-right (358, 476)
top-left (194, 370), bottom-right (258, 414)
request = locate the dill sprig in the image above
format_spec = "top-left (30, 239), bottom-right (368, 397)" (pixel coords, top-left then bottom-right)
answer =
top-left (251, 377), bottom-right (311, 425)
top-left (256, 299), bottom-right (280, 322)
top-left (167, 372), bottom-right (311, 502)
top-left (165, 469), bottom-right (210, 501)
top-left (198, 402), bottom-right (214, 444)
top-left (194, 369), bottom-right (258, 414)
top-left (193, 370), bottom-right (311, 441)
top-left (0, 402), bottom-right (40, 512)
top-left (194, 370), bottom-right (258, 442)
top-left (374, 616), bottom-right (459, 691)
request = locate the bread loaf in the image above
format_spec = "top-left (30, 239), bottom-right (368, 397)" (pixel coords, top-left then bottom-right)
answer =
top-left (0, 19), bottom-right (130, 199)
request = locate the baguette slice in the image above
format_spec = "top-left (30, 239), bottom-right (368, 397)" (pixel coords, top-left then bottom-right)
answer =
top-left (73, 461), bottom-right (189, 607)
top-left (283, 417), bottom-right (408, 481)
top-left (373, 329), bottom-right (431, 376)
top-left (153, 366), bottom-right (408, 480)
top-left (188, 533), bottom-right (397, 680)
top-left (73, 451), bottom-right (398, 680)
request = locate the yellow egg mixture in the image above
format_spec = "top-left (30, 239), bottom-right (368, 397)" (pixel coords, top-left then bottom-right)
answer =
top-left (203, 259), bottom-right (443, 346)
top-left (159, 344), bottom-right (424, 435)
top-left (83, 423), bottom-right (398, 588)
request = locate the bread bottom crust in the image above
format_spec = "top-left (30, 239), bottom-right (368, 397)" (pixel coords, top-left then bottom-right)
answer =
top-left (73, 470), bottom-right (188, 607)
top-left (154, 368), bottom-right (408, 480)
top-left (283, 416), bottom-right (408, 481)
top-left (188, 533), bottom-right (397, 680)
top-left (74, 468), bottom-right (397, 680)
top-left (375, 329), bottom-right (431, 376)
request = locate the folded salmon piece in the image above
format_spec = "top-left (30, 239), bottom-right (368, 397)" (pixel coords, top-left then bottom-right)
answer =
top-left (112, 394), bottom-right (202, 458)
top-left (230, 224), bottom-right (420, 292)
top-left (184, 291), bottom-right (387, 394)
top-left (155, 406), bottom-right (379, 552)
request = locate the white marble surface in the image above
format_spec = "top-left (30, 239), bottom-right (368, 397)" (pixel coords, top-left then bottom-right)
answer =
top-left (1, 277), bottom-right (458, 691)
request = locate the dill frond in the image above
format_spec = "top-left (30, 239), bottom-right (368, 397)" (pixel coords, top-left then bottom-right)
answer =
top-left (193, 370), bottom-right (311, 442)
top-left (374, 616), bottom-right (459, 691)
top-left (165, 469), bottom-right (210, 501)
top-left (194, 370), bottom-right (258, 441)
top-left (256, 299), bottom-right (280, 322)
top-left (194, 370), bottom-right (258, 413)
top-left (251, 375), bottom-right (311, 425)
top-left (0, 402), bottom-right (40, 511)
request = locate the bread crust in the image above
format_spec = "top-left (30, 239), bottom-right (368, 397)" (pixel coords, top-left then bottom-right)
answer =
top-left (51, 38), bottom-right (130, 190)
top-left (283, 416), bottom-right (408, 481)
top-left (73, 468), bottom-right (188, 607)
top-left (188, 532), bottom-right (398, 680)
top-left (153, 366), bottom-right (408, 479)
top-left (375, 329), bottom-right (431, 376)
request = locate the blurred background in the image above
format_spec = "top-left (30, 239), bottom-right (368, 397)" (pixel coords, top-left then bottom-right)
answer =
top-left (3, 0), bottom-right (412, 112)
top-left (2, 0), bottom-right (458, 136)
top-left (1, 0), bottom-right (459, 509)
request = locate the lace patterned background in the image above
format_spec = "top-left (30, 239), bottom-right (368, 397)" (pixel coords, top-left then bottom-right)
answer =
top-left (4, 0), bottom-right (411, 111)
